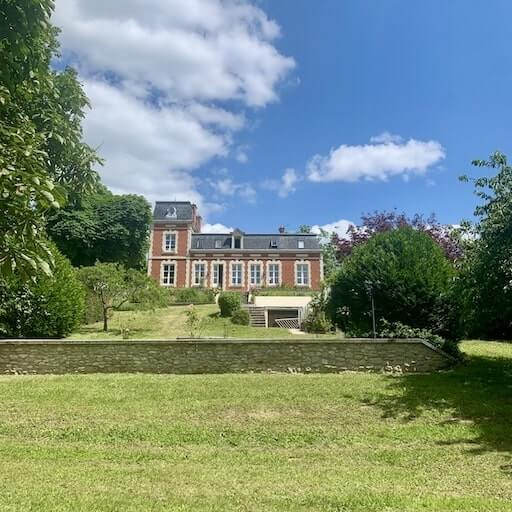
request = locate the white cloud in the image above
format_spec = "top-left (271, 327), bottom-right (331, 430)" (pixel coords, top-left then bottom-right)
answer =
top-left (311, 219), bottom-right (354, 239)
top-left (262, 168), bottom-right (300, 197)
top-left (53, 0), bottom-right (294, 210)
top-left (202, 223), bottom-right (234, 234)
top-left (208, 177), bottom-right (257, 203)
top-left (307, 134), bottom-right (445, 183)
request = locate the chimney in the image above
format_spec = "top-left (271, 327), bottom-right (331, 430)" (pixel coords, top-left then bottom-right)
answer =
top-left (278, 225), bottom-right (286, 234)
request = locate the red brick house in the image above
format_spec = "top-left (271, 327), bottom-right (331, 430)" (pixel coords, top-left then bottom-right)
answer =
top-left (148, 201), bottom-right (323, 291)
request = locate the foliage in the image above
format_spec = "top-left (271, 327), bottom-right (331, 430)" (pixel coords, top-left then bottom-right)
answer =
top-left (78, 263), bottom-right (159, 331)
top-left (168, 287), bottom-right (216, 305)
top-left (378, 319), bottom-right (461, 360)
top-left (185, 305), bottom-right (201, 337)
top-left (218, 292), bottom-right (242, 317)
top-left (319, 229), bottom-right (340, 282)
top-left (47, 188), bottom-right (151, 269)
top-left (253, 286), bottom-right (315, 296)
top-left (334, 210), bottom-right (463, 262)
top-left (458, 151), bottom-right (512, 338)
top-left (297, 224), bottom-right (312, 233)
top-left (231, 308), bottom-right (250, 326)
top-left (302, 290), bottom-right (332, 334)
top-left (0, 242), bottom-right (85, 337)
top-left (329, 228), bottom-right (457, 339)
top-left (0, 0), bottom-right (100, 278)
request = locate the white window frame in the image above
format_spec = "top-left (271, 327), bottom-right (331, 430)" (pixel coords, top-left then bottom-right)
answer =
top-left (162, 230), bottom-right (177, 253)
top-left (295, 260), bottom-right (311, 287)
top-left (193, 261), bottom-right (207, 287)
top-left (297, 240), bottom-right (305, 249)
top-left (160, 260), bottom-right (176, 287)
top-left (211, 261), bottom-right (224, 288)
top-left (249, 261), bottom-right (262, 287)
top-left (266, 261), bottom-right (281, 287)
top-left (230, 261), bottom-right (244, 287)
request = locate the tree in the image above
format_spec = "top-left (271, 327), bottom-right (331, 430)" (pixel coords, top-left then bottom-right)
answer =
top-left (78, 263), bottom-right (161, 331)
top-left (328, 228), bottom-right (457, 338)
top-left (47, 188), bottom-right (152, 269)
top-left (0, 242), bottom-right (85, 338)
top-left (335, 211), bottom-right (463, 262)
top-left (458, 151), bottom-right (512, 338)
top-left (0, 0), bottom-right (100, 278)
top-left (297, 225), bottom-right (312, 233)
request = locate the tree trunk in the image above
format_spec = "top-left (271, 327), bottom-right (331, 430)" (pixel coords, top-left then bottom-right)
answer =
top-left (103, 309), bottom-right (108, 332)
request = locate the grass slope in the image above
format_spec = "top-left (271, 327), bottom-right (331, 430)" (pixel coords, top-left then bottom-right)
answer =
top-left (0, 342), bottom-right (511, 511)
top-left (69, 304), bottom-right (333, 340)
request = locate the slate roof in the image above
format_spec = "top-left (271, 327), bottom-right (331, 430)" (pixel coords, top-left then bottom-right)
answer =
top-left (153, 201), bottom-right (194, 222)
top-left (190, 233), bottom-right (321, 252)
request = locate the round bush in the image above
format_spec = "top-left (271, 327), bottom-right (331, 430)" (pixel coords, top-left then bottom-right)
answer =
top-left (329, 228), bottom-right (456, 338)
top-left (0, 243), bottom-right (85, 338)
top-left (218, 292), bottom-right (241, 317)
top-left (302, 309), bottom-right (332, 334)
top-left (231, 308), bottom-right (250, 326)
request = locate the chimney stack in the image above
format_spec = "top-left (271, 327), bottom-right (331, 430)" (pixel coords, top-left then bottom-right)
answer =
top-left (278, 225), bottom-right (286, 234)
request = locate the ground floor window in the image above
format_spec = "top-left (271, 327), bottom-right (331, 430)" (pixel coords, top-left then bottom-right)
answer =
top-left (268, 263), bottom-right (280, 286)
top-left (231, 263), bottom-right (243, 286)
top-left (212, 263), bottom-right (223, 287)
top-left (249, 263), bottom-right (261, 286)
top-left (194, 262), bottom-right (206, 286)
top-left (295, 263), bottom-right (310, 286)
top-left (162, 263), bottom-right (176, 286)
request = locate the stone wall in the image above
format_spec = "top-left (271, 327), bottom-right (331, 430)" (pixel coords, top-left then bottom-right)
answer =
top-left (0, 339), bottom-right (454, 375)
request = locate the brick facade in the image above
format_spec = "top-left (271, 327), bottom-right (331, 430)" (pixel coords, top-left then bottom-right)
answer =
top-left (148, 202), bottom-right (323, 291)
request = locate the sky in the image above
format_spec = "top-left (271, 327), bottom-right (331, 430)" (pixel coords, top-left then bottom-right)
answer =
top-left (52, 0), bottom-right (512, 236)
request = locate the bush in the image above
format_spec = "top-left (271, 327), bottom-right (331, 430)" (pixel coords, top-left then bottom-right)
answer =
top-left (168, 287), bottom-right (216, 305)
top-left (303, 309), bottom-right (332, 334)
top-left (231, 308), bottom-right (250, 325)
top-left (378, 320), bottom-right (462, 360)
top-left (0, 244), bottom-right (85, 338)
top-left (218, 292), bottom-right (241, 317)
top-left (253, 286), bottom-right (315, 296)
top-left (329, 228), bottom-right (458, 339)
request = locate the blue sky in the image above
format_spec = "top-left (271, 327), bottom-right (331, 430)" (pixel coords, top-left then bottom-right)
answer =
top-left (53, 1), bottom-right (512, 235)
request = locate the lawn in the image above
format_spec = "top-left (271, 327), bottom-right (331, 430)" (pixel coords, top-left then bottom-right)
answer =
top-left (69, 304), bottom-right (335, 340)
top-left (0, 341), bottom-right (511, 511)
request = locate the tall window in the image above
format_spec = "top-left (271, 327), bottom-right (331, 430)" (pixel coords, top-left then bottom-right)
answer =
top-left (212, 263), bottom-right (222, 287)
top-left (231, 263), bottom-right (242, 286)
top-left (194, 263), bottom-right (206, 286)
top-left (296, 263), bottom-right (310, 286)
top-left (164, 232), bottom-right (176, 252)
top-left (249, 263), bottom-right (261, 286)
top-left (162, 263), bottom-right (175, 286)
top-left (268, 263), bottom-right (280, 286)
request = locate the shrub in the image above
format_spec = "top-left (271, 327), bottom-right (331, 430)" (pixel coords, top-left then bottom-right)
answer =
top-left (218, 292), bottom-right (241, 317)
top-left (0, 244), bottom-right (85, 338)
top-left (168, 287), bottom-right (216, 305)
top-left (303, 309), bottom-right (332, 334)
top-left (253, 286), bottom-right (315, 296)
top-left (231, 308), bottom-right (250, 326)
top-left (329, 228), bottom-right (458, 339)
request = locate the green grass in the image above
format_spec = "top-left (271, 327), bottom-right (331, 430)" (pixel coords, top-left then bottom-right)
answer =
top-left (69, 304), bottom-right (335, 340)
top-left (0, 341), bottom-right (511, 510)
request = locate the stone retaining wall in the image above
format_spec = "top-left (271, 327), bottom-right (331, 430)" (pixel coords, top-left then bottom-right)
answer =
top-left (0, 338), bottom-right (454, 375)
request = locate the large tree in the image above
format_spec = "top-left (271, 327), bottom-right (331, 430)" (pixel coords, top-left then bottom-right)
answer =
top-left (329, 228), bottom-right (457, 338)
top-left (47, 188), bottom-right (152, 269)
top-left (459, 151), bottom-right (512, 338)
top-left (0, 0), bottom-right (100, 278)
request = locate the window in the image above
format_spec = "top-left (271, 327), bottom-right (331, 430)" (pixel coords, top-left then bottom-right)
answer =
top-left (297, 240), bottom-right (305, 249)
top-left (268, 263), bottom-right (280, 286)
top-left (231, 263), bottom-right (243, 286)
top-left (162, 263), bottom-right (175, 286)
top-left (212, 263), bottom-right (222, 287)
top-left (296, 263), bottom-right (310, 286)
top-left (249, 263), bottom-right (261, 286)
top-left (215, 239), bottom-right (223, 249)
top-left (233, 237), bottom-right (241, 249)
top-left (195, 239), bottom-right (203, 249)
top-left (164, 232), bottom-right (176, 252)
top-left (270, 239), bottom-right (278, 249)
top-left (194, 263), bottom-right (206, 286)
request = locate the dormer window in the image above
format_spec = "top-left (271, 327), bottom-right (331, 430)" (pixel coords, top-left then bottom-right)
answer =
top-left (270, 239), bottom-right (278, 249)
top-left (233, 237), bottom-right (241, 249)
top-left (215, 239), bottom-right (222, 249)
top-left (297, 240), bottom-right (305, 249)
top-left (165, 207), bottom-right (177, 219)
top-left (195, 239), bottom-right (203, 249)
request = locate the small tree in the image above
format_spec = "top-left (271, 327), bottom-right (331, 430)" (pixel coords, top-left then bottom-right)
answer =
top-left (78, 263), bottom-right (154, 331)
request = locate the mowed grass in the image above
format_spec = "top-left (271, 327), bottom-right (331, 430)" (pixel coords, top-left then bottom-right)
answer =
top-left (0, 342), bottom-right (511, 511)
top-left (68, 304), bottom-right (335, 340)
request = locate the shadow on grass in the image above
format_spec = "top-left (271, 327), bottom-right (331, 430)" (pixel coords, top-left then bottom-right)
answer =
top-left (365, 344), bottom-right (512, 471)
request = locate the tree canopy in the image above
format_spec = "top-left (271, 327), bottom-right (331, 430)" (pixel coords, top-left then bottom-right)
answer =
top-left (0, 0), bottom-right (100, 278)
